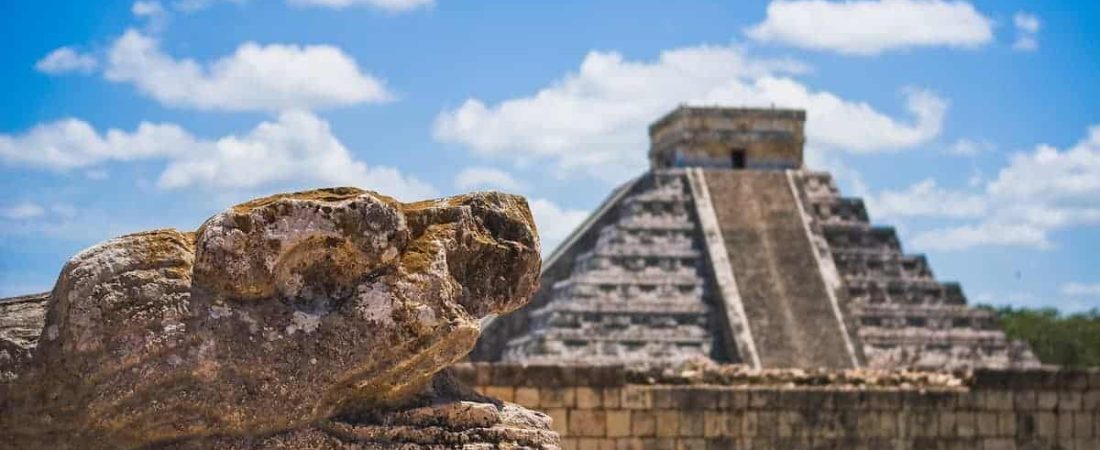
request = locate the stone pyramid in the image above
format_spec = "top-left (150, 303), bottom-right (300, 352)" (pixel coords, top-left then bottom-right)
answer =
top-left (473, 106), bottom-right (1039, 370)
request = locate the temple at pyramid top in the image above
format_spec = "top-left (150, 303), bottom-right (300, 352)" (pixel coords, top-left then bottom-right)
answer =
top-left (648, 106), bottom-right (805, 171)
top-left (473, 106), bottom-right (1038, 371)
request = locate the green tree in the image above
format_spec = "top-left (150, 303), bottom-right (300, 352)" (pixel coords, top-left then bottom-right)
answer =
top-left (981, 306), bottom-right (1100, 368)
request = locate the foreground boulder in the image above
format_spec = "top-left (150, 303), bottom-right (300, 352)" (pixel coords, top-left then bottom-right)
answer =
top-left (0, 187), bottom-right (552, 449)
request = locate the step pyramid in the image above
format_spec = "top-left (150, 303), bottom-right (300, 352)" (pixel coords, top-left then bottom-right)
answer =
top-left (473, 106), bottom-right (1039, 370)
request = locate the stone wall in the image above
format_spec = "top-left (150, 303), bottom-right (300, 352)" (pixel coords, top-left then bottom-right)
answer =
top-left (453, 363), bottom-right (1100, 450)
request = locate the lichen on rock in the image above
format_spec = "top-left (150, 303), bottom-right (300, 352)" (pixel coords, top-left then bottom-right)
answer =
top-left (0, 187), bottom-right (551, 449)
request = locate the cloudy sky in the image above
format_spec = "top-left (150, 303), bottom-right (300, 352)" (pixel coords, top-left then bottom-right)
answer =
top-left (2, 0), bottom-right (1098, 311)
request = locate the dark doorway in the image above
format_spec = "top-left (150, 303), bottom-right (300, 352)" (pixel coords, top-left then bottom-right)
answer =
top-left (730, 149), bottom-right (746, 169)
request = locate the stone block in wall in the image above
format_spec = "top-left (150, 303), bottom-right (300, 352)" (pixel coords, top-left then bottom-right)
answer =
top-left (982, 390), bottom-right (1014, 411)
top-left (490, 364), bottom-right (526, 386)
top-left (621, 386), bottom-right (654, 410)
top-left (546, 408), bottom-right (569, 436)
top-left (1072, 439), bottom-right (1097, 450)
top-left (726, 413), bottom-right (743, 439)
top-left (644, 438), bottom-right (675, 450)
top-left (1035, 412), bottom-right (1056, 438)
top-left (983, 438), bottom-right (1014, 450)
top-left (541, 387), bottom-right (576, 408)
top-left (576, 438), bottom-right (603, 450)
top-left (611, 438), bottom-right (642, 450)
top-left (1060, 390), bottom-right (1083, 411)
top-left (1014, 391), bottom-right (1037, 411)
top-left (777, 411), bottom-right (802, 438)
top-left (476, 363), bottom-right (494, 386)
top-left (866, 389), bottom-right (902, 411)
top-left (703, 438), bottom-right (734, 450)
top-left (907, 412), bottom-right (937, 438)
top-left (676, 438), bottom-right (706, 450)
top-left (656, 410), bottom-right (679, 438)
top-left (631, 410), bottom-right (656, 437)
top-left (749, 389), bottom-right (777, 409)
top-left (955, 412), bottom-right (976, 438)
top-left (1074, 412), bottom-right (1093, 438)
top-left (938, 411), bottom-right (957, 438)
top-left (856, 411), bottom-right (880, 438)
top-left (606, 411), bottom-right (631, 438)
top-left (976, 412), bottom-right (999, 437)
top-left (525, 365), bottom-right (577, 387)
top-left (880, 412), bottom-right (898, 438)
top-left (571, 410), bottom-right (607, 437)
top-left (1057, 412), bottom-right (1074, 439)
top-left (674, 387), bottom-right (718, 410)
top-left (997, 412), bottom-right (1016, 436)
top-left (679, 411), bottom-right (704, 437)
top-left (1085, 391), bottom-right (1100, 411)
top-left (956, 389), bottom-right (982, 411)
top-left (703, 412), bottom-right (729, 438)
top-left (514, 387), bottom-right (540, 406)
top-left (781, 388), bottom-right (831, 412)
top-left (603, 388), bottom-right (621, 409)
top-left (574, 365), bottom-right (625, 387)
top-left (739, 412), bottom-right (757, 438)
top-left (755, 412), bottom-right (777, 438)
top-left (1037, 391), bottom-right (1059, 410)
top-left (484, 386), bottom-right (514, 403)
top-left (718, 389), bottom-right (748, 410)
top-left (577, 387), bottom-right (603, 409)
top-left (654, 387), bottom-right (675, 409)
top-left (833, 389), bottom-right (861, 411)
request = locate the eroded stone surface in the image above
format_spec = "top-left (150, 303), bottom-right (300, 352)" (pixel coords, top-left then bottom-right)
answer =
top-left (159, 371), bottom-right (558, 450)
top-left (0, 293), bottom-right (48, 381)
top-left (0, 188), bottom-right (547, 449)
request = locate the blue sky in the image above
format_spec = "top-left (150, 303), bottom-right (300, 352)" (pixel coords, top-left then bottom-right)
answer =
top-left (2, 0), bottom-right (1099, 312)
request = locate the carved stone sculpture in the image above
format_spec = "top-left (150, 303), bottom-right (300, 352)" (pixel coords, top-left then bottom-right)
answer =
top-left (0, 187), bottom-right (554, 449)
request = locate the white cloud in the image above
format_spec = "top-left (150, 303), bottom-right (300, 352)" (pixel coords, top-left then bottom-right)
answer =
top-left (172, 0), bottom-right (242, 12)
top-left (132, 0), bottom-right (167, 16)
top-left (528, 198), bottom-right (589, 254)
top-left (0, 202), bottom-right (46, 220)
top-left (911, 222), bottom-right (1050, 251)
top-left (745, 0), bottom-right (994, 56)
top-left (434, 45), bottom-right (945, 183)
top-left (104, 29), bottom-right (392, 111)
top-left (1013, 12), bottom-right (1041, 52)
top-left (947, 138), bottom-right (993, 156)
top-left (132, 0), bottom-right (170, 31)
top-left (0, 111), bottom-right (435, 201)
top-left (288, 0), bottom-right (434, 12)
top-left (865, 178), bottom-right (986, 220)
top-left (454, 167), bottom-right (525, 192)
top-left (0, 118), bottom-right (196, 170)
top-left (879, 125), bottom-right (1100, 251)
top-left (35, 47), bottom-right (98, 75)
top-left (157, 110), bottom-right (435, 199)
top-left (1062, 283), bottom-right (1100, 297)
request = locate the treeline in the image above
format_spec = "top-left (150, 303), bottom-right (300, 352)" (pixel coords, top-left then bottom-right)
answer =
top-left (982, 306), bottom-right (1100, 368)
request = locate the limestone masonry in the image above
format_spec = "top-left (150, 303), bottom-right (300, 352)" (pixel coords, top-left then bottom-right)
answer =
top-left (475, 106), bottom-right (1039, 371)
top-left (454, 362), bottom-right (1100, 450)
top-left (0, 188), bottom-right (557, 449)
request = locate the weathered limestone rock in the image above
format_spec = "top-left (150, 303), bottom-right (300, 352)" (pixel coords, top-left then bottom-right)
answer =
top-left (0, 187), bottom-right (551, 449)
top-left (0, 293), bottom-right (48, 381)
top-left (162, 370), bottom-right (558, 449)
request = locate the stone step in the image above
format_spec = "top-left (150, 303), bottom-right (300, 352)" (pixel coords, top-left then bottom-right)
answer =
top-left (703, 170), bottom-right (855, 369)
